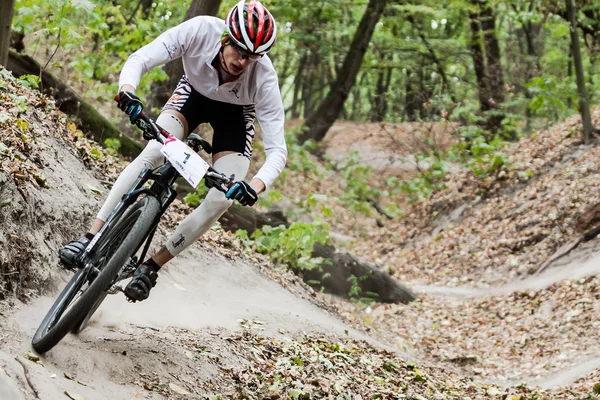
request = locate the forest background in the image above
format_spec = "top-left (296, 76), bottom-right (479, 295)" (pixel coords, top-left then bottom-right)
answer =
top-left (1, 0), bottom-right (599, 194)
top-left (1, 0), bottom-right (600, 397)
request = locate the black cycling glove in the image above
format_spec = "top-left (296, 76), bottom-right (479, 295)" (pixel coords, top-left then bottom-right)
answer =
top-left (225, 181), bottom-right (258, 206)
top-left (117, 91), bottom-right (143, 123)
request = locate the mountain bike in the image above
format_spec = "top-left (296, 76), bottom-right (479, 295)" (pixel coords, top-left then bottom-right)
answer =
top-left (32, 107), bottom-right (235, 354)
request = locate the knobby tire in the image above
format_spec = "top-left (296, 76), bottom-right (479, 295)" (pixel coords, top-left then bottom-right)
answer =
top-left (31, 196), bottom-right (161, 353)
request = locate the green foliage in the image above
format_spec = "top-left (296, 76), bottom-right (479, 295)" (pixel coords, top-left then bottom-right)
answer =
top-left (339, 151), bottom-right (383, 215)
top-left (12, 0), bottom-right (188, 114)
top-left (347, 272), bottom-right (378, 300)
top-left (237, 220), bottom-right (331, 272)
top-left (285, 128), bottom-right (321, 175)
top-left (183, 183), bottom-right (209, 207)
top-left (8, 94), bottom-right (29, 114)
top-left (17, 75), bottom-right (40, 89)
top-left (258, 188), bottom-right (284, 208)
top-left (527, 76), bottom-right (578, 122)
top-left (103, 138), bottom-right (120, 155)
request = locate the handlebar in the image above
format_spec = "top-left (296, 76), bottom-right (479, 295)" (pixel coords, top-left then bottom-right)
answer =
top-left (114, 94), bottom-right (234, 193)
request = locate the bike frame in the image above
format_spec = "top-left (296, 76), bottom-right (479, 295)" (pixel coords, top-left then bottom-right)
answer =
top-left (74, 113), bottom-right (233, 286)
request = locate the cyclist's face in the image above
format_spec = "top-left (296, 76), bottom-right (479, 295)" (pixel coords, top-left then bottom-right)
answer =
top-left (221, 43), bottom-right (261, 75)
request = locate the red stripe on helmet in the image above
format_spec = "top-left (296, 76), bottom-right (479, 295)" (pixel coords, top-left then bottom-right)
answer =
top-left (247, 0), bottom-right (256, 38)
top-left (229, 10), bottom-right (242, 39)
top-left (264, 12), bottom-right (273, 43)
top-left (254, 3), bottom-right (266, 47)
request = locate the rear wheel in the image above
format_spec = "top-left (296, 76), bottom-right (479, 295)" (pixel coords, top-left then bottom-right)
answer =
top-left (32, 196), bottom-right (161, 353)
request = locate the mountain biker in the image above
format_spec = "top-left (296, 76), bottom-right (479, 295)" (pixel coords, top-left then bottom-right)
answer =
top-left (59, 0), bottom-right (287, 302)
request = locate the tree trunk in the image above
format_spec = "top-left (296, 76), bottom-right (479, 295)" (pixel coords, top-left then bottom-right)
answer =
top-left (408, 15), bottom-right (458, 106)
top-left (290, 52), bottom-right (308, 119)
top-left (404, 68), bottom-right (418, 121)
top-left (0, 0), bottom-right (16, 67)
top-left (566, 0), bottom-right (595, 143)
top-left (147, 0), bottom-right (223, 111)
top-left (301, 50), bottom-right (321, 119)
top-left (480, 1), bottom-right (505, 109)
top-left (350, 72), bottom-right (367, 120)
top-left (469, 4), bottom-right (490, 112)
top-left (7, 51), bottom-right (144, 157)
top-left (470, 0), bottom-right (505, 133)
top-left (469, 2), bottom-right (489, 111)
top-left (300, 0), bottom-right (388, 143)
top-left (218, 205), bottom-right (416, 304)
top-left (370, 62), bottom-right (392, 122)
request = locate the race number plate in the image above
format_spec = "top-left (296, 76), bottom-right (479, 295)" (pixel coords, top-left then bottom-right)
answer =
top-left (160, 135), bottom-right (210, 188)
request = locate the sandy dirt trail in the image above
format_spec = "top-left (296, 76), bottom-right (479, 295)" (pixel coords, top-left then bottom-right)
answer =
top-left (412, 238), bottom-right (600, 390)
top-left (0, 246), bottom-right (398, 400)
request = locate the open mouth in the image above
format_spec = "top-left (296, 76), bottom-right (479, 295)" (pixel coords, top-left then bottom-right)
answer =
top-left (230, 64), bottom-right (243, 74)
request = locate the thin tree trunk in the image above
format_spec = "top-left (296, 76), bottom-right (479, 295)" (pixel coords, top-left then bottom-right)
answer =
top-left (290, 53), bottom-right (308, 119)
top-left (480, 1), bottom-right (505, 109)
top-left (566, 0), bottom-right (594, 142)
top-left (302, 51), bottom-right (320, 119)
top-left (350, 72), bottom-right (367, 120)
top-left (147, 0), bottom-right (223, 111)
top-left (408, 15), bottom-right (458, 105)
top-left (0, 0), bottom-right (16, 67)
top-left (469, 3), bottom-right (490, 112)
top-left (274, 48), bottom-right (293, 90)
top-left (405, 68), bottom-right (418, 121)
top-left (300, 0), bottom-right (388, 143)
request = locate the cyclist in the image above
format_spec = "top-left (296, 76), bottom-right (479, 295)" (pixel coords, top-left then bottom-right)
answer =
top-left (59, 0), bottom-right (287, 302)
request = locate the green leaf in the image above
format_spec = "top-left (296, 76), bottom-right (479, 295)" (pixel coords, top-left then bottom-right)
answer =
top-left (0, 113), bottom-right (10, 124)
top-left (486, 387), bottom-right (502, 396)
top-left (90, 147), bottom-right (103, 159)
top-left (291, 356), bottom-right (304, 366)
top-left (288, 389), bottom-right (309, 400)
top-left (72, 0), bottom-right (96, 12)
top-left (87, 185), bottom-right (103, 195)
top-left (67, 29), bottom-right (83, 39)
top-left (1, 199), bottom-right (12, 207)
top-left (383, 360), bottom-right (401, 372)
top-left (333, 381), bottom-right (343, 393)
top-left (594, 383), bottom-right (600, 394)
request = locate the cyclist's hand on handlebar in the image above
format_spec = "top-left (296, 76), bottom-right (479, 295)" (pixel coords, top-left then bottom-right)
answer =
top-left (225, 181), bottom-right (258, 206)
top-left (116, 91), bottom-right (144, 123)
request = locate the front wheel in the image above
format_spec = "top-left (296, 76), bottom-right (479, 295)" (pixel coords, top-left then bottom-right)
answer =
top-left (32, 196), bottom-right (161, 353)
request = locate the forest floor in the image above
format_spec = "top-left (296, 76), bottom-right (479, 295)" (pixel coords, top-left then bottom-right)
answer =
top-left (2, 66), bottom-right (600, 399)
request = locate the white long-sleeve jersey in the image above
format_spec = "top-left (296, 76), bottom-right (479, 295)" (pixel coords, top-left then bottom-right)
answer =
top-left (118, 16), bottom-right (287, 189)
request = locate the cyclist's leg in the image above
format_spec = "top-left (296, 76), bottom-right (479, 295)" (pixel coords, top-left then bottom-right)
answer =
top-left (59, 113), bottom-right (186, 267)
top-left (60, 76), bottom-right (202, 266)
top-left (165, 152), bottom-right (250, 256)
top-left (125, 91), bottom-right (251, 300)
top-left (95, 113), bottom-right (186, 223)
top-left (164, 99), bottom-right (255, 257)
top-left (96, 75), bottom-right (203, 228)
